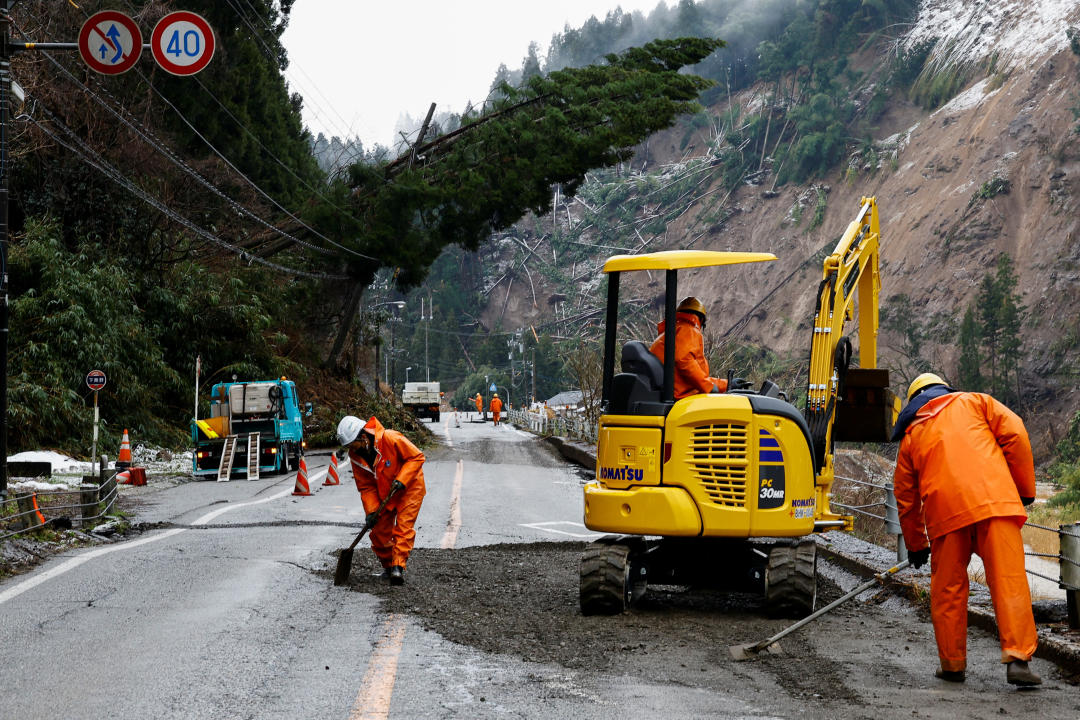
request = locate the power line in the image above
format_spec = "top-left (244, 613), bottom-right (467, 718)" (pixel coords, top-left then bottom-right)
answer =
top-left (23, 97), bottom-right (347, 281)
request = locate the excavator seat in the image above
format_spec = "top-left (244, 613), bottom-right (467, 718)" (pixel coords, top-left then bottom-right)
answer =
top-left (608, 341), bottom-right (664, 415)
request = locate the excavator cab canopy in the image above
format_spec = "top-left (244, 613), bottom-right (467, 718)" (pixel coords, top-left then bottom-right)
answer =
top-left (600, 250), bottom-right (776, 414)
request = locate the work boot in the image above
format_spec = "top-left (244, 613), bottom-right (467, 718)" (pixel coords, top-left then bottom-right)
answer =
top-left (389, 565), bottom-right (405, 585)
top-left (934, 669), bottom-right (966, 683)
top-left (1006, 660), bottom-right (1042, 687)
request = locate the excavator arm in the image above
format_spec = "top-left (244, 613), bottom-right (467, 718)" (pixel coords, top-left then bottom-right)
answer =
top-left (804, 196), bottom-right (900, 530)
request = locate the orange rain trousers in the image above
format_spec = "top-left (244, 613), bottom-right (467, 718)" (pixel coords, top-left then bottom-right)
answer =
top-left (930, 516), bottom-right (1037, 671)
top-left (490, 397), bottom-right (503, 425)
top-left (366, 481), bottom-right (426, 569)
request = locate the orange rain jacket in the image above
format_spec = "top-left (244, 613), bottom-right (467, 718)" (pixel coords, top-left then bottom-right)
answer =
top-left (893, 392), bottom-right (1035, 550)
top-left (348, 416), bottom-right (427, 568)
top-left (474, 394), bottom-right (483, 413)
top-left (649, 312), bottom-right (727, 399)
top-left (490, 396), bottom-right (503, 415)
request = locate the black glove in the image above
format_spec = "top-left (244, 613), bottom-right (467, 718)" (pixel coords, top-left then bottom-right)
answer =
top-left (390, 479), bottom-right (406, 495)
top-left (1021, 496), bottom-right (1035, 507)
top-left (731, 377), bottom-right (753, 391)
top-left (909, 547), bottom-right (930, 569)
top-left (364, 511), bottom-right (378, 528)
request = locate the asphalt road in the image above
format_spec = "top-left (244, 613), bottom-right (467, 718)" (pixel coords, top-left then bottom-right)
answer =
top-left (0, 414), bottom-right (1077, 719)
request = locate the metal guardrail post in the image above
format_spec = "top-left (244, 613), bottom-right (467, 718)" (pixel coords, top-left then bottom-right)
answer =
top-left (1061, 521), bottom-right (1080, 630)
top-left (885, 483), bottom-right (906, 563)
top-left (79, 483), bottom-right (98, 527)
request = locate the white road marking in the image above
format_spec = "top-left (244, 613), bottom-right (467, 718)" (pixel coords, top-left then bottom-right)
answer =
top-left (519, 521), bottom-right (605, 539)
top-left (440, 459), bottom-right (464, 549)
top-left (0, 472), bottom-right (322, 606)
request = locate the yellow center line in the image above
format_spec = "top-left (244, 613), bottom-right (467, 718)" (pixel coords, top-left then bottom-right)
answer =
top-left (440, 459), bottom-right (464, 549)
top-left (349, 614), bottom-right (408, 720)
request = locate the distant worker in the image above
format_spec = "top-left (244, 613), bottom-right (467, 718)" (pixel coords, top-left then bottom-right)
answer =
top-left (474, 392), bottom-right (484, 421)
top-left (337, 415), bottom-right (427, 586)
top-left (650, 296), bottom-right (728, 399)
top-left (891, 373), bottom-right (1041, 687)
top-left (490, 393), bottom-right (503, 426)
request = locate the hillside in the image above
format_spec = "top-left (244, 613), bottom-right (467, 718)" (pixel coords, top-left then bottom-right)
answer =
top-left (470, 0), bottom-right (1080, 457)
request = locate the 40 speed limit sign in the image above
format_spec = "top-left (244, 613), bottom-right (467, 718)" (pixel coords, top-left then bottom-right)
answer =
top-left (151, 11), bottom-right (215, 76)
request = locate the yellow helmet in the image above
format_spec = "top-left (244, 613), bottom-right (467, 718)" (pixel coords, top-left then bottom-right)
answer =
top-left (677, 296), bottom-right (706, 317)
top-left (907, 373), bottom-right (946, 401)
top-left (493, 393), bottom-right (498, 398)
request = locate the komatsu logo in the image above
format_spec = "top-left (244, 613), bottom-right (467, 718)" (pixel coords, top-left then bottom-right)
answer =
top-left (599, 466), bottom-right (644, 482)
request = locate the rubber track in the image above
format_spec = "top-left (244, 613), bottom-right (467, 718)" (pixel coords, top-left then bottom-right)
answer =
top-left (579, 542), bottom-right (631, 616)
top-left (765, 541), bottom-right (817, 617)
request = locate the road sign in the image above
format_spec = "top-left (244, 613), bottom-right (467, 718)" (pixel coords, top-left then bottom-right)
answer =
top-left (78, 11), bottom-right (142, 75)
top-left (86, 370), bottom-right (107, 392)
top-left (151, 11), bottom-right (215, 76)
top-left (489, 383), bottom-right (497, 392)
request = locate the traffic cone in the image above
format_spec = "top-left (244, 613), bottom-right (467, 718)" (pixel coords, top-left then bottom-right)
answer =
top-left (117, 429), bottom-right (132, 469)
top-left (323, 453), bottom-right (340, 486)
top-left (29, 493), bottom-right (46, 527)
top-left (292, 457), bottom-right (311, 496)
top-left (116, 470), bottom-right (132, 485)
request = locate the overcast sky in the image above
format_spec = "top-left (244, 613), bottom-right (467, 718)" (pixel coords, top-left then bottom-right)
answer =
top-left (280, 1), bottom-right (663, 150)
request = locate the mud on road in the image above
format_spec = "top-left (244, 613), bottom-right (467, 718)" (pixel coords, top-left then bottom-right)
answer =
top-left (333, 542), bottom-right (1080, 719)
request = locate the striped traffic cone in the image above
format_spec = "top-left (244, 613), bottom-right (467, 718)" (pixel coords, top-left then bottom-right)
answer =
top-left (323, 453), bottom-right (340, 486)
top-left (117, 470), bottom-right (132, 485)
top-left (292, 457), bottom-right (311, 496)
top-left (117, 429), bottom-right (132, 469)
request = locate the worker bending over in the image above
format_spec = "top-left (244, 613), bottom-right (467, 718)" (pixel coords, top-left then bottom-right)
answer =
top-left (490, 392), bottom-right (503, 426)
top-left (338, 415), bottom-right (427, 586)
top-left (650, 296), bottom-right (728, 398)
top-left (892, 373), bottom-right (1041, 686)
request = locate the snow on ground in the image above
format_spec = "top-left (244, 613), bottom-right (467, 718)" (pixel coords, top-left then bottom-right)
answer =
top-left (7, 446), bottom-right (193, 491)
top-left (905, 0), bottom-right (1080, 67)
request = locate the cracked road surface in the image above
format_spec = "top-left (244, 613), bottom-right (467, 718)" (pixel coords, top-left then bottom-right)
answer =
top-left (1, 415), bottom-right (1077, 718)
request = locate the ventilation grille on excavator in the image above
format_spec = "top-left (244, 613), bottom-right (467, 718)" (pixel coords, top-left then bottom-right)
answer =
top-left (688, 423), bottom-right (749, 507)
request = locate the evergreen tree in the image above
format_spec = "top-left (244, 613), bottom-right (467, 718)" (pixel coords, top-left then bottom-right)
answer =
top-left (957, 304), bottom-right (984, 392)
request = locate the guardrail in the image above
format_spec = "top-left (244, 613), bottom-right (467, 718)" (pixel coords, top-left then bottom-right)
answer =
top-left (508, 408), bottom-right (598, 444)
top-left (1, 457), bottom-right (121, 541)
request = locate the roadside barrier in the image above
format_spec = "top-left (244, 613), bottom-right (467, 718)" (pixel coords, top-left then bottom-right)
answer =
top-left (323, 453), bottom-right (340, 486)
top-left (1, 461), bottom-right (120, 540)
top-left (292, 457), bottom-right (311, 496)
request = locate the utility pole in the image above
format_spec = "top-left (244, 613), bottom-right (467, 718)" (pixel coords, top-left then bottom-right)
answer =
top-left (0, 3), bottom-right (12, 501)
top-left (421, 296), bottom-right (431, 382)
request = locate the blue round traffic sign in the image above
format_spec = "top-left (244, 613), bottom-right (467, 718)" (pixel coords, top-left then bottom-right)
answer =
top-left (86, 370), bottom-right (107, 392)
top-left (151, 11), bottom-right (215, 76)
top-left (78, 11), bottom-right (143, 75)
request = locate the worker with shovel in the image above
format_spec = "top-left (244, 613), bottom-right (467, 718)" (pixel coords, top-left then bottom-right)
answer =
top-left (337, 415), bottom-right (426, 585)
top-left (892, 373), bottom-right (1041, 687)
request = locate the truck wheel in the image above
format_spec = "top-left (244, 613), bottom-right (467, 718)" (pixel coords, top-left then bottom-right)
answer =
top-left (579, 537), bottom-right (647, 615)
top-left (282, 445), bottom-right (292, 473)
top-left (764, 540), bottom-right (817, 618)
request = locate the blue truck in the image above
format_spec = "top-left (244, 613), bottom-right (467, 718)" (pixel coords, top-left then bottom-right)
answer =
top-left (191, 378), bottom-right (307, 480)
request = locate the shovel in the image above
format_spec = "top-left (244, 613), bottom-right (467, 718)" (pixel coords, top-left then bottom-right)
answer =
top-left (729, 558), bottom-right (911, 661)
top-left (333, 481), bottom-right (403, 587)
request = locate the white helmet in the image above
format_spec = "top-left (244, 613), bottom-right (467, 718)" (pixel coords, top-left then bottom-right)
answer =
top-left (336, 415), bottom-right (364, 446)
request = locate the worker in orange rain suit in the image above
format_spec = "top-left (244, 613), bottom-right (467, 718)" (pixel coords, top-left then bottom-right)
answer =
top-left (490, 393), bottom-right (503, 426)
top-left (338, 415), bottom-right (426, 586)
top-left (891, 372), bottom-right (1041, 687)
top-left (649, 296), bottom-right (728, 399)
top-left (474, 392), bottom-right (484, 421)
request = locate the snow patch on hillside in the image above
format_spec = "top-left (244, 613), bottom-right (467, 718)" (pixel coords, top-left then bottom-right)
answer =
top-left (906, 0), bottom-right (1080, 67)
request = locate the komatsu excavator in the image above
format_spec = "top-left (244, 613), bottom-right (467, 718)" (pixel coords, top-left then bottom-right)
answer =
top-left (580, 196), bottom-right (900, 616)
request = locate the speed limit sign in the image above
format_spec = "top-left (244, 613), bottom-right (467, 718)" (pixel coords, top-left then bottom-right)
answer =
top-left (151, 11), bottom-right (215, 76)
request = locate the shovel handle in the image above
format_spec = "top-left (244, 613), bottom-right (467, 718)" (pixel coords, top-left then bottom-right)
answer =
top-left (346, 479), bottom-right (404, 551)
top-left (752, 558), bottom-right (912, 652)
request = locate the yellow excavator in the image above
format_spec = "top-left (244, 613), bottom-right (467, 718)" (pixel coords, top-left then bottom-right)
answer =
top-left (580, 196), bottom-right (900, 616)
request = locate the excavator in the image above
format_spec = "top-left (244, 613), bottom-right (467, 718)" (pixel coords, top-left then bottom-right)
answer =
top-left (580, 196), bottom-right (900, 616)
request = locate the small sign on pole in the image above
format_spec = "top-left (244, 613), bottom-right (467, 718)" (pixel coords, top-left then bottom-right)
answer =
top-left (86, 370), bottom-right (107, 477)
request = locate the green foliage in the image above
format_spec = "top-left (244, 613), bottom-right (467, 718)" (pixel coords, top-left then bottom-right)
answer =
top-left (808, 187), bottom-right (828, 230)
top-left (956, 305), bottom-right (984, 391)
top-left (969, 177), bottom-right (1011, 206)
top-left (1049, 411), bottom-right (1080, 507)
top-left (889, 38), bottom-right (936, 90)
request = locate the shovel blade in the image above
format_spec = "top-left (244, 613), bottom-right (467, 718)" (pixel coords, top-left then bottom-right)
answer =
top-left (729, 641), bottom-right (783, 661)
top-left (334, 547), bottom-right (354, 586)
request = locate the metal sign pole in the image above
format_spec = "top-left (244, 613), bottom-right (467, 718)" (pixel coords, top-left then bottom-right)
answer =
top-left (91, 390), bottom-right (99, 477)
top-left (0, 4), bottom-right (11, 502)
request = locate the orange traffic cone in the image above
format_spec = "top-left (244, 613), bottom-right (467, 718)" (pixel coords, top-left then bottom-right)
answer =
top-left (323, 453), bottom-right (340, 486)
top-left (30, 493), bottom-right (46, 527)
top-left (292, 457), bottom-right (311, 496)
top-left (116, 470), bottom-right (132, 485)
top-left (117, 429), bottom-right (132, 469)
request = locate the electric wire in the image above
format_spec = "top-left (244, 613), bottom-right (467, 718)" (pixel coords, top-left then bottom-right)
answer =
top-left (42, 4), bottom-right (380, 263)
top-left (24, 98), bottom-right (347, 280)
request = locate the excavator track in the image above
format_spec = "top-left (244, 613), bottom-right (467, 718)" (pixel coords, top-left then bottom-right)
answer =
top-left (579, 537), bottom-right (647, 615)
top-left (764, 540), bottom-right (817, 617)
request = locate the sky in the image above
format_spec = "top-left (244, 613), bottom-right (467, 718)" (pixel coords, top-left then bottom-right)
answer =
top-left (280, 1), bottom-right (663, 151)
